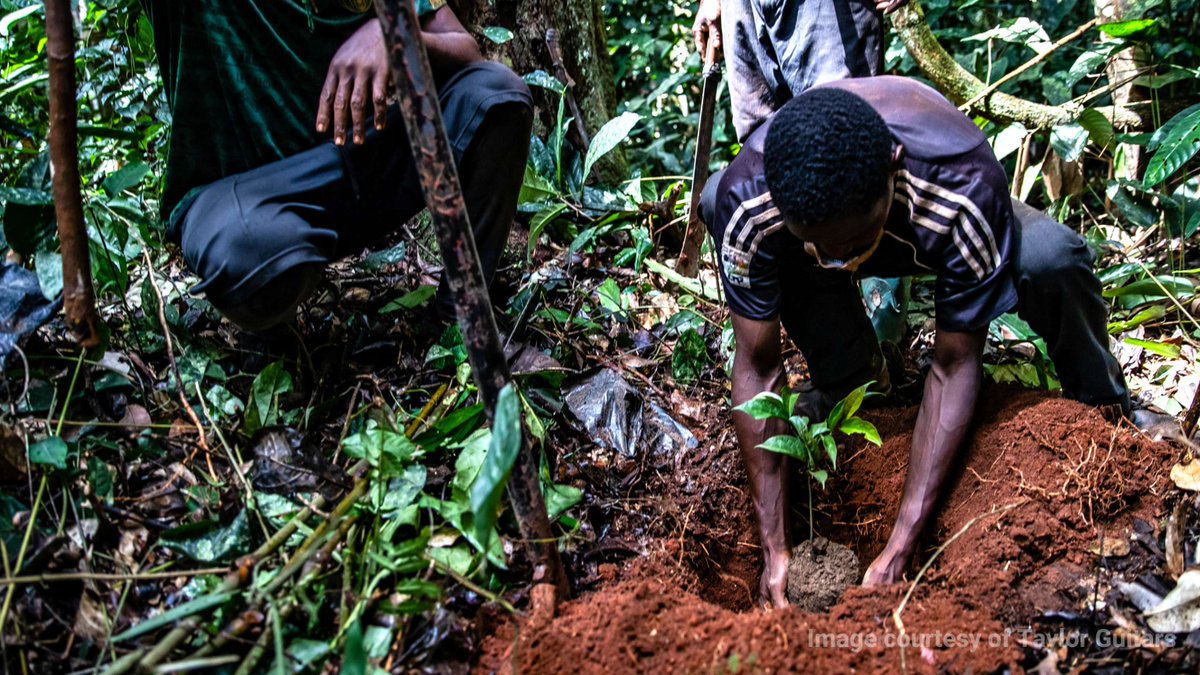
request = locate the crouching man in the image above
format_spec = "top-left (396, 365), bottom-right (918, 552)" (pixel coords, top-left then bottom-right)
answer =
top-left (141, 0), bottom-right (532, 330)
top-left (702, 76), bottom-right (1135, 606)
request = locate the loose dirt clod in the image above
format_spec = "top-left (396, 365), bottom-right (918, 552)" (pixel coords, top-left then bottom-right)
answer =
top-left (786, 537), bottom-right (859, 611)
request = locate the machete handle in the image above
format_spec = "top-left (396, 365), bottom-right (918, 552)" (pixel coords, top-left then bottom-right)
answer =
top-left (702, 35), bottom-right (720, 74)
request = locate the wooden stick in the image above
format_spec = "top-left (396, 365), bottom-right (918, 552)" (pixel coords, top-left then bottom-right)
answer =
top-left (45, 0), bottom-right (101, 347)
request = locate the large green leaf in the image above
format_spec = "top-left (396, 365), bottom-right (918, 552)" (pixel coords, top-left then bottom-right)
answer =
top-left (522, 69), bottom-right (564, 95)
top-left (733, 391), bottom-right (789, 421)
top-left (469, 384), bottom-right (522, 549)
top-left (27, 436), bottom-right (68, 470)
top-left (101, 161), bottom-right (150, 197)
top-left (757, 434), bottom-right (810, 460)
top-left (582, 112), bottom-right (641, 182)
top-left (1078, 109), bottom-right (1114, 151)
top-left (342, 422), bottom-right (420, 479)
top-left (1144, 104), bottom-right (1200, 187)
top-left (340, 619), bottom-right (367, 675)
top-left (1097, 18), bottom-right (1157, 38)
top-left (839, 418), bottom-right (882, 446)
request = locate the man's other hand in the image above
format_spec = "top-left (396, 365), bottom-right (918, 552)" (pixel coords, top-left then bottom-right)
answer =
top-left (316, 18), bottom-right (389, 146)
top-left (875, 0), bottom-right (909, 14)
top-left (692, 0), bottom-right (722, 56)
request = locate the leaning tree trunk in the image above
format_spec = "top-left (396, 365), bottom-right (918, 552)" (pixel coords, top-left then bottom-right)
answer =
top-left (1094, 0), bottom-right (1148, 179)
top-left (452, 0), bottom-right (625, 180)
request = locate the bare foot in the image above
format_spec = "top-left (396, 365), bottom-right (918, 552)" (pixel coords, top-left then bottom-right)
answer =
top-left (862, 549), bottom-right (907, 587)
top-left (759, 548), bottom-right (790, 608)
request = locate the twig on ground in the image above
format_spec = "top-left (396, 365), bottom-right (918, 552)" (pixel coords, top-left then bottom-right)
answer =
top-left (891, 500), bottom-right (1026, 675)
top-left (140, 249), bottom-right (214, 481)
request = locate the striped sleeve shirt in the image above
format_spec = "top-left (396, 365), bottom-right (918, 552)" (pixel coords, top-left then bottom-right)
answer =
top-left (711, 76), bottom-right (1018, 333)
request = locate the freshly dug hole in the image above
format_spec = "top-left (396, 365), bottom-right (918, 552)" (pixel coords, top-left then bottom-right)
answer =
top-left (786, 537), bottom-right (859, 611)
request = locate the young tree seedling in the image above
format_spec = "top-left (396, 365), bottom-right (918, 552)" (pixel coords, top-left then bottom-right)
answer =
top-left (733, 382), bottom-right (882, 549)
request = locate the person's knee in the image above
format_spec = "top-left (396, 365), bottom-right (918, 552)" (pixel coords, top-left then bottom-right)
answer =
top-left (209, 262), bottom-right (323, 333)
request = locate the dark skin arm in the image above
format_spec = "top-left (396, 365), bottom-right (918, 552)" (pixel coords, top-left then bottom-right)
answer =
top-left (315, 6), bottom-right (482, 146)
top-left (730, 313), bottom-right (791, 608)
top-left (862, 327), bottom-right (986, 586)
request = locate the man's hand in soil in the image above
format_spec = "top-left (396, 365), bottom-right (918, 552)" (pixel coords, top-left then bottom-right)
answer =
top-left (874, 0), bottom-right (909, 14)
top-left (730, 314), bottom-right (791, 608)
top-left (316, 8), bottom-right (481, 146)
top-left (692, 0), bottom-right (723, 57)
top-left (862, 328), bottom-right (985, 586)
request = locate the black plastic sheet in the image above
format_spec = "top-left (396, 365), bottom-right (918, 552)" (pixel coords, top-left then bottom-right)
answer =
top-left (564, 368), bottom-right (697, 459)
top-left (0, 263), bottom-right (60, 367)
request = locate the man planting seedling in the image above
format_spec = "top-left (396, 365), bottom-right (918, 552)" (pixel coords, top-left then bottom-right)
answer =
top-left (700, 75), bottom-right (1163, 607)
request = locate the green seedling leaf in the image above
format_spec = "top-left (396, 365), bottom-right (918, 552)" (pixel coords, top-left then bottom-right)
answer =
top-left (528, 202), bottom-right (567, 255)
top-left (827, 382), bottom-right (872, 429)
top-left (821, 435), bottom-right (837, 469)
top-left (28, 436), bottom-right (68, 470)
top-left (788, 415), bottom-right (810, 439)
top-left (469, 384), bottom-right (522, 550)
top-left (481, 26), bottom-right (514, 44)
top-left (583, 112), bottom-right (641, 182)
top-left (1144, 104), bottom-right (1200, 187)
top-left (810, 469), bottom-right (829, 489)
top-left (380, 285), bottom-right (436, 313)
top-left (757, 434), bottom-right (809, 460)
top-left (88, 457), bottom-right (114, 498)
top-left (671, 328), bottom-right (708, 384)
top-left (839, 418), bottom-right (882, 446)
top-left (1123, 337), bottom-right (1182, 358)
top-left (733, 391), bottom-right (789, 421)
top-left (112, 591), bottom-right (235, 642)
top-left (1097, 18), bottom-right (1157, 38)
top-left (1104, 276), bottom-right (1195, 301)
top-left (161, 509), bottom-right (252, 563)
top-left (595, 277), bottom-right (624, 313)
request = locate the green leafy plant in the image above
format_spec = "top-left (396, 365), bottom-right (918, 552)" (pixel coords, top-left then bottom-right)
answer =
top-left (733, 382), bottom-right (881, 545)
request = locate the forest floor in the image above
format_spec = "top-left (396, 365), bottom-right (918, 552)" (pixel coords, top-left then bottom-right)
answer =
top-left (478, 387), bottom-right (1191, 674)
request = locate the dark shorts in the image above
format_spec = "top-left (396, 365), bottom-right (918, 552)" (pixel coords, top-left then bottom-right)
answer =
top-left (169, 60), bottom-right (532, 311)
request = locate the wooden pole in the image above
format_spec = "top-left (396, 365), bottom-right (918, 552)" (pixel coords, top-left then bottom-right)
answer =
top-left (372, 0), bottom-right (568, 600)
top-left (45, 0), bottom-right (101, 348)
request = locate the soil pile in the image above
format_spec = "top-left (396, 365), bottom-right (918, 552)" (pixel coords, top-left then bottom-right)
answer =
top-left (477, 387), bottom-right (1177, 673)
top-left (787, 537), bottom-right (859, 612)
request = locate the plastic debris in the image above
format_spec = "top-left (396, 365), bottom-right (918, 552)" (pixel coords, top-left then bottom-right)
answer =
top-left (563, 368), bottom-right (697, 459)
top-left (0, 263), bottom-right (61, 367)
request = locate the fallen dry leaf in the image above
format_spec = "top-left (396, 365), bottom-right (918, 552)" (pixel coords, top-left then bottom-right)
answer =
top-left (1170, 461), bottom-right (1200, 491)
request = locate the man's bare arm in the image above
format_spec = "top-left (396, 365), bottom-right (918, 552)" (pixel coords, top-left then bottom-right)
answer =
top-left (730, 313), bottom-right (791, 608)
top-left (862, 326), bottom-right (985, 586)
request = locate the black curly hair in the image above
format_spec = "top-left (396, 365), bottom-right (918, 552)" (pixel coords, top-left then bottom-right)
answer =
top-left (763, 87), bottom-right (894, 229)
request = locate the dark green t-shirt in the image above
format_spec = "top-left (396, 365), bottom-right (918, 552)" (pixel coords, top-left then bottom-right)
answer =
top-left (142, 0), bottom-right (446, 219)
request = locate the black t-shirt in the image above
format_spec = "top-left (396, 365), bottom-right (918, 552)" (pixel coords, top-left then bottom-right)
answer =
top-left (712, 76), bottom-right (1018, 332)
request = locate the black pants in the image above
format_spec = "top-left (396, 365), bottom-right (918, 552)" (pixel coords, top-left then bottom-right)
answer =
top-left (700, 178), bottom-right (1129, 412)
top-left (170, 61), bottom-right (533, 332)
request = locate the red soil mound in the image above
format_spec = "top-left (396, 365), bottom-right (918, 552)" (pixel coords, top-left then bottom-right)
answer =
top-left (478, 387), bottom-right (1176, 674)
